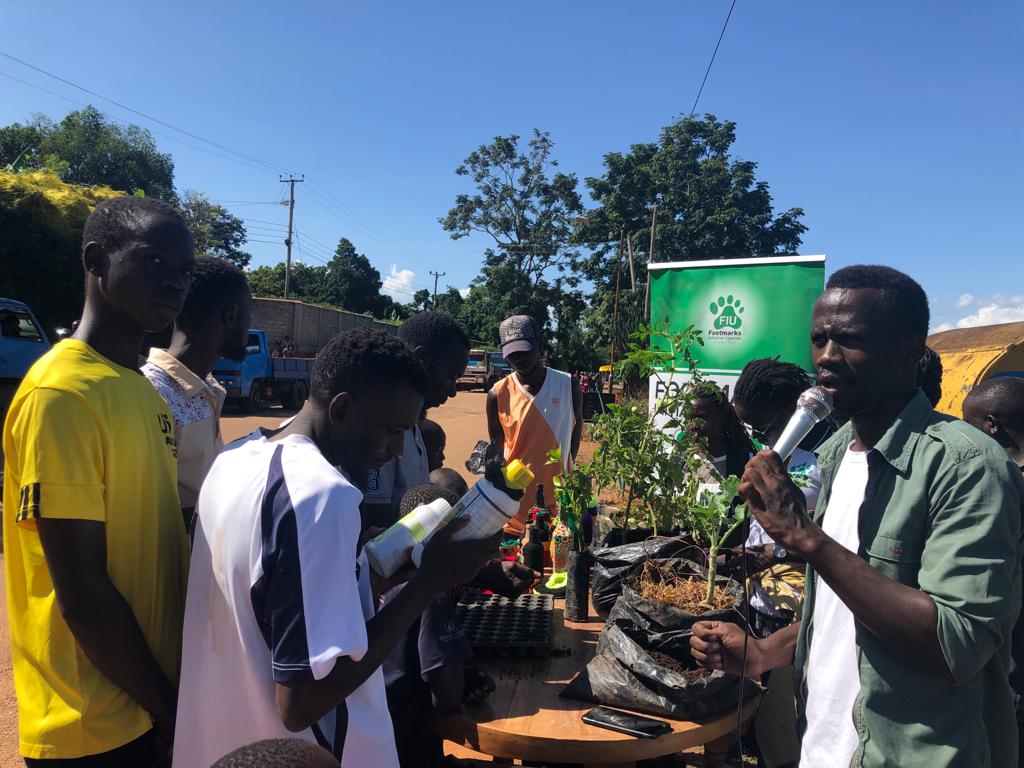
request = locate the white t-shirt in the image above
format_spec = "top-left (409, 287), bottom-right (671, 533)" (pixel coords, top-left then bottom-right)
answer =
top-left (800, 445), bottom-right (870, 768)
top-left (173, 431), bottom-right (399, 768)
top-left (745, 446), bottom-right (823, 547)
top-left (362, 425), bottom-right (430, 513)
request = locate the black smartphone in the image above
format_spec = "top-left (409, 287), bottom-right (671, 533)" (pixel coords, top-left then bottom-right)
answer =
top-left (581, 706), bottom-right (671, 739)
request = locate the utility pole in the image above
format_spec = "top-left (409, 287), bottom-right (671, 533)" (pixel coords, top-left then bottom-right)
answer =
top-left (624, 229), bottom-right (636, 292)
top-left (645, 203), bottom-right (657, 322)
top-left (429, 270), bottom-right (445, 310)
top-left (280, 175), bottom-right (304, 299)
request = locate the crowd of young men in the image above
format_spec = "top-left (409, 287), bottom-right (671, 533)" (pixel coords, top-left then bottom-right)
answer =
top-left (3, 194), bottom-right (1024, 768)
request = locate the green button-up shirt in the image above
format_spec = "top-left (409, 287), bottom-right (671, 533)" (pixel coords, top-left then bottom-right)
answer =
top-left (794, 390), bottom-right (1024, 767)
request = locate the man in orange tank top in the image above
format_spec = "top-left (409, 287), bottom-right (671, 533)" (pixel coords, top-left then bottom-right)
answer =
top-left (486, 315), bottom-right (583, 522)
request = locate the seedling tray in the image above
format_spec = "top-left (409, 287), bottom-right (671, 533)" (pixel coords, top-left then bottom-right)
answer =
top-left (457, 591), bottom-right (554, 657)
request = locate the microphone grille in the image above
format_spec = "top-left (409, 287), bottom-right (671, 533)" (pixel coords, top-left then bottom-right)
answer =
top-left (798, 386), bottom-right (834, 422)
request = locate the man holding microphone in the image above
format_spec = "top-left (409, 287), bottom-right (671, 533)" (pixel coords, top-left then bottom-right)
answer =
top-left (692, 265), bottom-right (1024, 767)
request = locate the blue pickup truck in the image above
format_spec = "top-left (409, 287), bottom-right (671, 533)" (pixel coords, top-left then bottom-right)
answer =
top-left (213, 329), bottom-right (313, 412)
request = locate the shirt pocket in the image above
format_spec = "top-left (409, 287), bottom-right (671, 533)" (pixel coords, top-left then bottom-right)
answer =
top-left (865, 534), bottom-right (921, 587)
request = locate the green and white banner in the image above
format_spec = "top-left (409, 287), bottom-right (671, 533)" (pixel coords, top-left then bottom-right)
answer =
top-left (648, 255), bottom-right (826, 409)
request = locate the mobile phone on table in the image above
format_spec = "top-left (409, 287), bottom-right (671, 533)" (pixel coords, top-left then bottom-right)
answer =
top-left (581, 706), bottom-right (671, 739)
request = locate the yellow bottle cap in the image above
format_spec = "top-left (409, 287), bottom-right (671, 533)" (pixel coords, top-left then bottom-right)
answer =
top-left (501, 459), bottom-right (535, 491)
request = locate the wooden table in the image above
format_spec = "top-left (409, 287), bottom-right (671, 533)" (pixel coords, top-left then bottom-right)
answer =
top-left (436, 600), bottom-right (759, 768)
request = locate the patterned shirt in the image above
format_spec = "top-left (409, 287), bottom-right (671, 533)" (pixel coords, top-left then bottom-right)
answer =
top-left (142, 349), bottom-right (226, 522)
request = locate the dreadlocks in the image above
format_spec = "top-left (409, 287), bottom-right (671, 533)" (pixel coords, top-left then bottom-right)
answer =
top-left (733, 357), bottom-right (812, 412)
top-left (693, 382), bottom-right (756, 454)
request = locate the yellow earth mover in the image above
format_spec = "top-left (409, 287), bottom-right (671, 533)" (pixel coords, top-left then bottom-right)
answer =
top-left (926, 320), bottom-right (1024, 416)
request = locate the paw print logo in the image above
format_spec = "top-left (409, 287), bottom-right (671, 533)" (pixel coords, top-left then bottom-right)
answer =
top-left (710, 295), bottom-right (744, 330)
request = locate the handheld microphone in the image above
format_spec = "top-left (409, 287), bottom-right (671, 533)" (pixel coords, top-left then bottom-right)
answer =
top-left (767, 386), bottom-right (833, 559)
top-left (770, 386), bottom-right (834, 462)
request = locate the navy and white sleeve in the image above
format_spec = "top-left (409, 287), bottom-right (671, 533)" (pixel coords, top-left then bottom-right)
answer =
top-left (252, 445), bottom-right (368, 682)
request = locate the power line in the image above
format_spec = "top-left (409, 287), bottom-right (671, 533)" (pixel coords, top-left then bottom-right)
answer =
top-left (689, 0), bottom-right (737, 116)
top-left (0, 48), bottom-right (293, 176)
top-left (0, 69), bottom-right (281, 176)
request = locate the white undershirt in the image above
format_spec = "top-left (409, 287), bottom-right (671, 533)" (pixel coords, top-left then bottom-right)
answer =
top-left (800, 445), bottom-right (870, 768)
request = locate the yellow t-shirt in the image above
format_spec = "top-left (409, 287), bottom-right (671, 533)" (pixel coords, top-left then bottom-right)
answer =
top-left (2, 339), bottom-right (189, 759)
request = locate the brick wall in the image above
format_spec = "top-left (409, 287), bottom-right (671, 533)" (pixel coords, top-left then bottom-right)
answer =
top-left (251, 298), bottom-right (398, 356)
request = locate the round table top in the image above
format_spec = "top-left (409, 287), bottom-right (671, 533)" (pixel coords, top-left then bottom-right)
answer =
top-left (435, 598), bottom-right (760, 765)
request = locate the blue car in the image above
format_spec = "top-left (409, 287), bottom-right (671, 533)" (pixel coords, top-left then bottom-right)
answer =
top-left (1, 298), bottom-right (51, 484)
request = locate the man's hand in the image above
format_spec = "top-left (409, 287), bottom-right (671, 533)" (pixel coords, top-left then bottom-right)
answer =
top-left (419, 517), bottom-right (503, 592)
top-left (719, 547), bottom-right (773, 577)
top-left (470, 560), bottom-right (538, 597)
top-left (690, 621), bottom-right (765, 678)
top-left (739, 450), bottom-right (821, 559)
top-left (463, 668), bottom-right (496, 707)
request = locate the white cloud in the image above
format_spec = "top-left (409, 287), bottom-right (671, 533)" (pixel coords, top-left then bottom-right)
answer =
top-left (382, 264), bottom-right (417, 302)
top-left (459, 287), bottom-right (471, 299)
top-left (957, 293), bottom-right (975, 308)
top-left (940, 293), bottom-right (1024, 330)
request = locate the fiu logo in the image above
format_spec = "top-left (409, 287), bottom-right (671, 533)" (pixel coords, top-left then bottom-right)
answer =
top-left (707, 294), bottom-right (745, 341)
top-left (157, 412), bottom-right (177, 457)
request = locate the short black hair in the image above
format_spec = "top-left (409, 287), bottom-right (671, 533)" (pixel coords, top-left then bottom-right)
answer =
top-left (398, 311), bottom-right (470, 355)
top-left (429, 467), bottom-right (469, 498)
top-left (733, 358), bottom-right (812, 413)
top-left (309, 328), bottom-right (430, 406)
top-left (420, 418), bottom-right (445, 446)
top-left (967, 377), bottom-right (1024, 430)
top-left (398, 482), bottom-right (461, 517)
top-left (82, 196), bottom-right (186, 256)
top-left (212, 738), bottom-right (334, 767)
top-left (917, 346), bottom-right (944, 407)
top-left (175, 255), bottom-right (251, 332)
top-left (825, 265), bottom-right (929, 337)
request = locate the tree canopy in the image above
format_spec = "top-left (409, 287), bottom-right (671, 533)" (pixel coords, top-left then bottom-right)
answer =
top-left (178, 191), bottom-right (251, 267)
top-left (0, 107), bottom-right (175, 199)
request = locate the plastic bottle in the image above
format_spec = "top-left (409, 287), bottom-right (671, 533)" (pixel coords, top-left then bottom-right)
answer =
top-left (365, 498), bottom-right (452, 579)
top-left (522, 524), bottom-right (545, 574)
top-left (411, 459), bottom-right (534, 567)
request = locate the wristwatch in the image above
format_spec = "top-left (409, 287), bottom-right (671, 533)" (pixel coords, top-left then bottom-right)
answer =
top-left (772, 544), bottom-right (788, 559)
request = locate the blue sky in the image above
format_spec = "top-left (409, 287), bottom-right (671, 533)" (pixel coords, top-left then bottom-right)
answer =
top-left (2, 1), bottom-right (1021, 331)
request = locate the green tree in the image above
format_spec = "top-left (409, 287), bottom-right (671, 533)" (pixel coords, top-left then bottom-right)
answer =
top-left (317, 238), bottom-right (388, 315)
top-left (246, 262), bottom-right (325, 301)
top-left (440, 130), bottom-right (583, 345)
top-left (0, 107), bottom-right (175, 198)
top-left (177, 190), bottom-right (251, 267)
top-left (0, 170), bottom-right (123, 333)
top-left (575, 114), bottom-right (807, 366)
top-left (576, 114), bottom-right (806, 288)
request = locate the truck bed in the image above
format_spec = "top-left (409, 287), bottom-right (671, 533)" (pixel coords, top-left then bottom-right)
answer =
top-left (272, 357), bottom-right (314, 380)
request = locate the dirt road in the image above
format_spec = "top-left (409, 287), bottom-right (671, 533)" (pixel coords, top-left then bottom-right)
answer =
top-left (221, 390), bottom-right (490, 483)
top-left (0, 391), bottom-right (491, 765)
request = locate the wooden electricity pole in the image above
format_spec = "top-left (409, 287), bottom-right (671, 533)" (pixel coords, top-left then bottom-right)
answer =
top-left (280, 175), bottom-right (304, 299)
top-left (429, 270), bottom-right (446, 310)
top-left (645, 203), bottom-right (657, 322)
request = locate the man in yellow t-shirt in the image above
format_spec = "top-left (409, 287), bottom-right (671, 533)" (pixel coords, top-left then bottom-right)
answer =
top-left (2, 196), bottom-right (194, 765)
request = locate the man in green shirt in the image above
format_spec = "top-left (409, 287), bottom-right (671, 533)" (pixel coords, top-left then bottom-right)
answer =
top-left (692, 265), bottom-right (1024, 767)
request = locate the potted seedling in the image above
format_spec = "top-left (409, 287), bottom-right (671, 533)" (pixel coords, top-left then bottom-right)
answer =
top-left (547, 447), bottom-right (592, 622)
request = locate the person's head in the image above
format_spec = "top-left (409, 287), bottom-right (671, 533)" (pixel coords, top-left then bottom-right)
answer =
top-left (963, 377), bottom-right (1024, 463)
top-left (917, 346), bottom-right (943, 408)
top-left (211, 738), bottom-right (337, 768)
top-left (419, 418), bottom-right (446, 471)
top-left (499, 315), bottom-right (544, 378)
top-left (398, 312), bottom-right (471, 409)
top-left (732, 358), bottom-right (813, 446)
top-left (398, 482), bottom-right (461, 517)
top-left (81, 196), bottom-right (195, 332)
top-left (686, 383), bottom-right (753, 455)
top-left (811, 265), bottom-right (928, 421)
top-left (429, 467), bottom-right (469, 498)
top-left (1, 315), bottom-right (20, 337)
top-left (307, 328), bottom-right (430, 474)
top-left (173, 255), bottom-right (253, 361)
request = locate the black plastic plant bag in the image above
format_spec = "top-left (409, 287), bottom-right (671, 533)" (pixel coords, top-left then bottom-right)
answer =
top-left (560, 622), bottom-right (759, 720)
top-left (590, 537), bottom-right (698, 617)
top-left (561, 558), bottom-right (757, 719)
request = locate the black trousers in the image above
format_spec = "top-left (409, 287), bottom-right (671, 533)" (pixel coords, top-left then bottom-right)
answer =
top-left (24, 730), bottom-right (155, 768)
